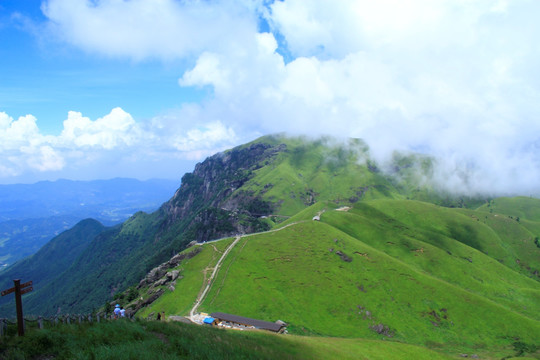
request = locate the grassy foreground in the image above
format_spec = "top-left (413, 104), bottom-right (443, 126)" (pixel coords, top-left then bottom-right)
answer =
top-left (0, 319), bottom-right (454, 360)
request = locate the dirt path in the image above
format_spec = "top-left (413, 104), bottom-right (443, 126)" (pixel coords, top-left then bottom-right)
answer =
top-left (188, 220), bottom-right (309, 322)
top-left (189, 235), bottom-right (241, 321)
top-left (243, 220), bottom-right (307, 238)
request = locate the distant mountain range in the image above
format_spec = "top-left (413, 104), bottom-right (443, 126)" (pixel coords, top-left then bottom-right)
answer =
top-left (0, 134), bottom-right (538, 358)
top-left (0, 178), bottom-right (178, 268)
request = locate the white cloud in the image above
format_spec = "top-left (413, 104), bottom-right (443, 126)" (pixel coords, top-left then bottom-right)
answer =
top-left (180, 52), bottom-right (231, 94)
top-left (59, 107), bottom-right (140, 149)
top-left (41, 0), bottom-right (257, 60)
top-left (0, 112), bottom-right (12, 129)
top-left (0, 108), bottom-right (240, 181)
top-left (173, 121), bottom-right (237, 152)
top-left (13, 0), bottom-right (540, 195)
top-left (0, 114), bottom-right (41, 145)
top-left (173, 0), bottom-right (540, 195)
top-left (25, 145), bottom-right (65, 172)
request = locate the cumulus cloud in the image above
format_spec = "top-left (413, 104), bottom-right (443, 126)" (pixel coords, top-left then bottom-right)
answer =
top-left (0, 113), bottom-right (41, 147)
top-left (175, 0), bottom-right (540, 195)
top-left (1, 111), bottom-right (76, 176)
top-left (18, 0), bottom-right (540, 195)
top-left (25, 145), bottom-right (65, 172)
top-left (59, 108), bottom-right (140, 149)
top-left (0, 108), bottom-right (239, 181)
top-left (41, 0), bottom-right (258, 60)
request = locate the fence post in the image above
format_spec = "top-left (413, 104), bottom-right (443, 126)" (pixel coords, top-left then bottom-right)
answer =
top-left (38, 316), bottom-right (43, 330)
top-left (78, 315), bottom-right (82, 324)
top-left (54, 316), bottom-right (58, 326)
top-left (97, 313), bottom-right (100, 323)
top-left (0, 319), bottom-right (4, 336)
top-left (67, 315), bottom-right (70, 325)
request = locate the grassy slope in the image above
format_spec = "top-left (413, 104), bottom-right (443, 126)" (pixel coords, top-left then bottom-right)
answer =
top-left (126, 199), bottom-right (540, 359)
top-left (240, 136), bottom-right (401, 217)
top-left (184, 201), bottom-right (540, 357)
top-left (201, 221), bottom-right (539, 339)
top-left (139, 238), bottom-right (234, 318)
top-left (23, 210), bottom-right (168, 315)
top-left (338, 200), bottom-right (540, 315)
top-left (476, 196), bottom-right (540, 221)
top-left (0, 319), bottom-right (454, 360)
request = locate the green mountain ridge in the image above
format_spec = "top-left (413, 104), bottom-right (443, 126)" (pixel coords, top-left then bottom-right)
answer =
top-left (1, 134), bottom-right (539, 358)
top-left (0, 219), bottom-right (106, 310)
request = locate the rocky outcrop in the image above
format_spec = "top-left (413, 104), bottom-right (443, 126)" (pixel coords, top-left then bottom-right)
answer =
top-left (127, 247), bottom-right (202, 313)
top-left (138, 247), bottom-right (201, 289)
top-left (129, 289), bottom-right (164, 314)
top-left (336, 250), bottom-right (352, 262)
top-left (158, 142), bottom-right (286, 242)
top-left (370, 323), bottom-right (394, 337)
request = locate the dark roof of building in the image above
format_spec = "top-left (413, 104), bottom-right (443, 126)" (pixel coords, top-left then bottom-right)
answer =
top-left (210, 312), bottom-right (284, 332)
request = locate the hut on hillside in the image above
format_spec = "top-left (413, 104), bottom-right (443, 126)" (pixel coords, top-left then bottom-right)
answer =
top-left (210, 312), bottom-right (287, 333)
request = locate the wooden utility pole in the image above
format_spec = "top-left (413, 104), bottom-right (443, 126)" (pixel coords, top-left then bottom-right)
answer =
top-left (1, 279), bottom-right (33, 336)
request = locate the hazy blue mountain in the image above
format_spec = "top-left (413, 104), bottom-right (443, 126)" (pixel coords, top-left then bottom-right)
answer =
top-left (0, 178), bottom-right (179, 221)
top-left (0, 216), bottom-right (79, 270)
top-left (0, 178), bottom-right (178, 267)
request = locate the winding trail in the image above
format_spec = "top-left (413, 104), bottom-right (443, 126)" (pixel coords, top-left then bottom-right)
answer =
top-left (189, 235), bottom-right (241, 321)
top-left (188, 220), bottom-right (309, 322)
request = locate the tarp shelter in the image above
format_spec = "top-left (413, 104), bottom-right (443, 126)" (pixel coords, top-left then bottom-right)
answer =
top-left (203, 317), bottom-right (215, 324)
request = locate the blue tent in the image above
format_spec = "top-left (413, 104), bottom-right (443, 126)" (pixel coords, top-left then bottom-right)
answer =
top-left (203, 317), bottom-right (215, 325)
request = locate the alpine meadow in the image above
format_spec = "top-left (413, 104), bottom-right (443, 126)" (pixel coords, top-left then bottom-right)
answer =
top-left (1, 135), bottom-right (538, 359)
top-left (2, 2), bottom-right (540, 359)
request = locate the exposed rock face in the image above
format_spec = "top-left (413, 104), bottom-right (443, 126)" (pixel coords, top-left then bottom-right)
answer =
top-left (167, 270), bottom-right (180, 281)
top-left (159, 142), bottom-right (286, 242)
top-left (129, 141), bottom-right (288, 311)
top-left (132, 289), bottom-right (164, 313)
top-left (138, 247), bottom-right (201, 289)
top-left (130, 247), bottom-right (203, 313)
top-left (91, 141), bottom-right (288, 316)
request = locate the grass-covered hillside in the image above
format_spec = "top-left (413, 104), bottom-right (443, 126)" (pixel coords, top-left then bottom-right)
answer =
top-left (2, 134), bottom-right (446, 316)
top-left (237, 136), bottom-right (399, 216)
top-left (137, 198), bottom-right (540, 359)
top-left (0, 318), bottom-right (454, 360)
top-left (3, 135), bottom-right (539, 359)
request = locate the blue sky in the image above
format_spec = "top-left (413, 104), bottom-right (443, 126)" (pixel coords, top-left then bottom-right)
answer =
top-left (1, 0), bottom-right (540, 196)
top-left (0, 0), bottom-right (205, 134)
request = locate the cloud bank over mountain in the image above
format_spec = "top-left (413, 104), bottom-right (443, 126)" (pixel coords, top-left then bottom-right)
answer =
top-left (2, 0), bottom-right (540, 196)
